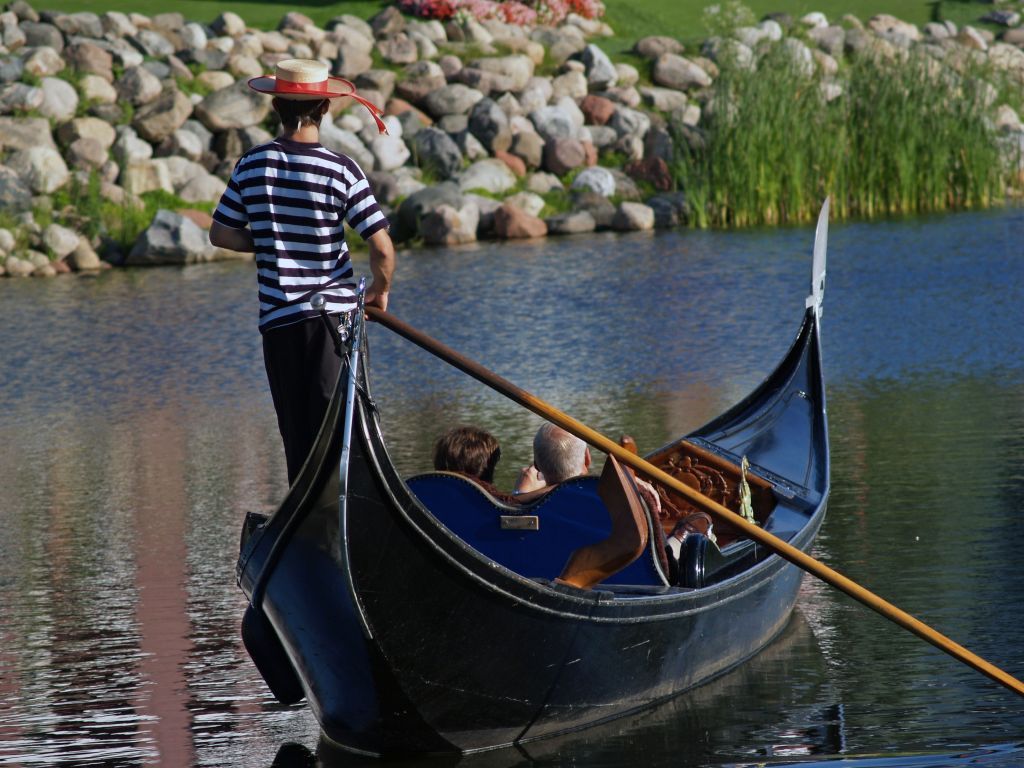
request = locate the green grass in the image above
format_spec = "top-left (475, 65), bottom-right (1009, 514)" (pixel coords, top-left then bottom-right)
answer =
top-left (673, 44), bottom-right (1013, 227)
top-left (36, 0), bottom-right (1006, 56)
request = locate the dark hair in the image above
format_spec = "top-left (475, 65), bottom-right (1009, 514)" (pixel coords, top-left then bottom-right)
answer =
top-left (433, 426), bottom-right (501, 483)
top-left (272, 97), bottom-right (329, 132)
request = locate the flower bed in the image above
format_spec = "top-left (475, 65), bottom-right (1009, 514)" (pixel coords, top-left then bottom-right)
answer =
top-left (395, 0), bottom-right (604, 26)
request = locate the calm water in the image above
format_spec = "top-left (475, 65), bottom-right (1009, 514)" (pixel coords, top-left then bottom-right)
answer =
top-left (1, 206), bottom-right (1022, 767)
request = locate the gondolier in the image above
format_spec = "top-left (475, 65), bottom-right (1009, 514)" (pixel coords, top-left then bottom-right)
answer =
top-left (209, 59), bottom-right (396, 484)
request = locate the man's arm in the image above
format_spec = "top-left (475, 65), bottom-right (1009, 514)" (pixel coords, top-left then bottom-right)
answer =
top-left (364, 228), bottom-right (396, 312)
top-left (209, 220), bottom-right (255, 253)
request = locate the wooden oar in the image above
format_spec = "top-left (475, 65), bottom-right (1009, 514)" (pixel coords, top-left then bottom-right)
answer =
top-left (366, 305), bottom-right (1024, 699)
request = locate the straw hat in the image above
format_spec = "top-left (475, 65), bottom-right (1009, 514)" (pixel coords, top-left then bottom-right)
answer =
top-left (248, 58), bottom-right (356, 101)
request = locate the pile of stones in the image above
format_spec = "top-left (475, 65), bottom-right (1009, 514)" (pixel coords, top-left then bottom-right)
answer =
top-left (0, 0), bottom-right (1021, 275)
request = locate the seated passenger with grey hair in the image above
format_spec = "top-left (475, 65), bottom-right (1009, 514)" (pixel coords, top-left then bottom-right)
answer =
top-left (513, 422), bottom-right (592, 497)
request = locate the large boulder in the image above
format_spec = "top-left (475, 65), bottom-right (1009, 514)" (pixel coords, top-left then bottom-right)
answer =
top-left (0, 165), bottom-right (33, 212)
top-left (494, 203), bottom-right (547, 239)
top-left (132, 88), bottom-right (193, 144)
top-left (126, 209), bottom-right (216, 265)
top-left (422, 84), bottom-right (484, 119)
top-left (194, 81), bottom-right (271, 132)
top-left (411, 127), bottom-right (463, 179)
top-left (420, 202), bottom-right (479, 245)
top-left (394, 181), bottom-right (463, 241)
top-left (652, 53), bottom-right (712, 91)
top-left (7, 146), bottom-right (69, 193)
top-left (457, 158), bottom-right (517, 194)
top-left (468, 98), bottom-right (512, 154)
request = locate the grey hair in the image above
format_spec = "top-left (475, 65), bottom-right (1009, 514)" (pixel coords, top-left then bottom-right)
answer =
top-left (533, 423), bottom-right (587, 484)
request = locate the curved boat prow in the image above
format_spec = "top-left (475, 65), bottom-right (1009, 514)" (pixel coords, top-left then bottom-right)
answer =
top-left (807, 197), bottom-right (829, 320)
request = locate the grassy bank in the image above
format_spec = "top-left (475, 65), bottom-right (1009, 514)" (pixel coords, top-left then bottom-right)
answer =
top-left (675, 46), bottom-right (1016, 227)
top-left (37, 0), bottom-right (1003, 56)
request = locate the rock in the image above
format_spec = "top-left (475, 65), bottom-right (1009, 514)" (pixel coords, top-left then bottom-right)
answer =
top-left (469, 54), bottom-right (535, 91)
top-left (545, 210), bottom-right (596, 235)
top-left (526, 172), bottom-right (563, 194)
top-left (454, 66), bottom-right (517, 96)
top-left (639, 86), bottom-right (688, 113)
top-left (652, 53), bottom-right (712, 91)
top-left (370, 6), bottom-right (405, 38)
top-left (580, 94), bottom-right (616, 126)
top-left (394, 61), bottom-right (444, 104)
top-left (468, 98), bottom-right (512, 153)
top-left (543, 137), bottom-right (586, 175)
top-left (609, 106), bottom-right (650, 139)
top-left (130, 29), bottom-right (176, 59)
top-left (420, 202), bottom-right (479, 245)
top-left (625, 156), bottom-right (673, 191)
top-left (36, 77), bottom-right (78, 123)
top-left (21, 22), bottom-right (63, 52)
top-left (209, 11), bottom-right (245, 36)
top-left (317, 115), bottom-right (373, 171)
top-left (67, 137), bottom-right (108, 170)
top-left (510, 131), bottom-right (545, 169)
top-left (504, 191), bottom-right (545, 218)
top-left (176, 172), bottom-right (225, 203)
top-left (127, 209), bottom-right (215, 265)
top-left (0, 82), bottom-right (43, 113)
top-left (808, 25), bottom-right (846, 57)
top-left (422, 84), bottom-right (484, 119)
top-left (7, 146), bottom-right (69, 194)
top-left (0, 165), bottom-right (33, 211)
top-left (43, 223), bottom-right (80, 259)
top-left (529, 26), bottom-right (586, 65)
top-left (0, 116), bottom-right (56, 152)
top-left (530, 105), bottom-right (578, 143)
top-left (370, 133), bottom-right (411, 171)
top-left (550, 69), bottom-right (588, 101)
top-left (57, 116), bottom-right (117, 149)
top-left (450, 129), bottom-right (485, 161)
top-left (121, 159), bottom-right (174, 195)
top-left (116, 65), bottom-right (163, 106)
top-left (571, 166), bottom-right (616, 196)
top-left (958, 26), bottom-right (989, 52)
top-left (0, 57), bottom-right (24, 84)
top-left (378, 33), bottom-right (418, 65)
top-left (578, 43), bottom-right (617, 90)
top-left (494, 203), bottom-right (547, 239)
top-left (458, 158), bottom-right (517, 194)
top-left (646, 193), bottom-right (688, 228)
top-left (194, 80), bottom-right (271, 131)
top-left (867, 14), bottom-right (921, 42)
top-left (78, 74), bottom-right (117, 106)
top-left (4, 254), bottom-right (34, 277)
top-left (394, 181), bottom-right (463, 242)
top-left (64, 40), bottom-right (114, 82)
top-left (112, 126), bottom-right (154, 165)
top-left (133, 88), bottom-right (193, 144)
top-left (633, 35), bottom-right (684, 60)
top-left (67, 239), bottom-right (104, 271)
top-left (0, 228), bottom-right (15, 254)
top-left (573, 191), bottom-right (616, 228)
top-left (412, 127), bottom-right (463, 179)
top-left (612, 202), bottom-right (655, 231)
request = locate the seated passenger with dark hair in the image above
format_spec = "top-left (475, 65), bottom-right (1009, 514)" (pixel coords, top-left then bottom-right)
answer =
top-left (432, 426), bottom-right (503, 493)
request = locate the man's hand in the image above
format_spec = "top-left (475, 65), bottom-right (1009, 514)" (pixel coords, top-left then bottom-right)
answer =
top-left (365, 289), bottom-right (388, 313)
top-left (514, 464), bottom-right (546, 494)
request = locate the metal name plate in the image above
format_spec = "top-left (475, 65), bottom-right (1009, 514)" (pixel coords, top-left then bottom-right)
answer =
top-left (500, 515), bottom-right (539, 531)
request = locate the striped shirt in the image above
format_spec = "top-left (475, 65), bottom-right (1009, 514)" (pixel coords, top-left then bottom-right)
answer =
top-left (213, 137), bottom-right (389, 333)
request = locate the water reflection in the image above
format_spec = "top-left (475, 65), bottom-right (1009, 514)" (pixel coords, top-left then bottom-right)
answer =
top-left (1, 207), bottom-right (1023, 766)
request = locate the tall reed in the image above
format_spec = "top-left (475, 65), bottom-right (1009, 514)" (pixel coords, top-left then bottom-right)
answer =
top-left (674, 43), bottom-right (1016, 227)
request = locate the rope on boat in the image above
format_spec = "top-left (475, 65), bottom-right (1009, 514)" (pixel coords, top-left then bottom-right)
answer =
top-left (738, 455), bottom-right (756, 525)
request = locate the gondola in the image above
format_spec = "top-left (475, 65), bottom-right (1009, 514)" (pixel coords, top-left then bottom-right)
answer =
top-left (235, 205), bottom-right (831, 757)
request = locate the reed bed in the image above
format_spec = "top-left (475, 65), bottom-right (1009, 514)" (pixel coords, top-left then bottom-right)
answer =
top-left (674, 44), bottom-right (1017, 228)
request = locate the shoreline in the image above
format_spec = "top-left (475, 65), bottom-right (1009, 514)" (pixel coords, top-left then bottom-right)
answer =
top-left (0, 1), bottom-right (1021, 276)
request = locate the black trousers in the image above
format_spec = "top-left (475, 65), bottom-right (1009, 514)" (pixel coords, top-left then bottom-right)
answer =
top-left (262, 317), bottom-right (342, 484)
